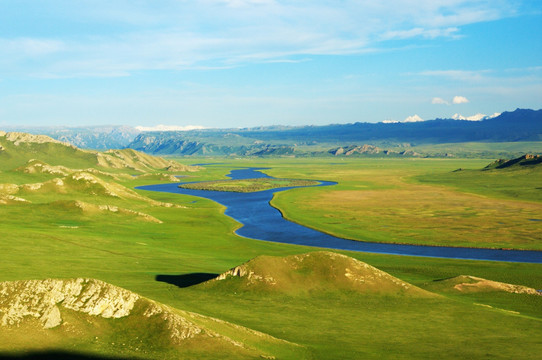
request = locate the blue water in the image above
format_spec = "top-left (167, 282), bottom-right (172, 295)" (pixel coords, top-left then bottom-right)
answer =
top-left (136, 168), bottom-right (542, 263)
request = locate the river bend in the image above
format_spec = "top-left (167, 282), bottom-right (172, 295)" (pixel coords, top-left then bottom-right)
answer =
top-left (136, 167), bottom-right (542, 263)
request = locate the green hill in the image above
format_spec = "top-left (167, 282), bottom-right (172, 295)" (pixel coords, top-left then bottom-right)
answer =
top-left (0, 131), bottom-right (197, 173)
top-left (205, 251), bottom-right (434, 297)
top-left (484, 154), bottom-right (542, 170)
top-left (426, 275), bottom-right (541, 295)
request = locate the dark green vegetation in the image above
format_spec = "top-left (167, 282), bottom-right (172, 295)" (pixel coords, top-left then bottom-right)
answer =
top-left (1, 132), bottom-right (541, 359)
top-left (179, 177), bottom-right (319, 192)
top-left (127, 108), bottom-right (542, 157)
top-left (484, 153), bottom-right (542, 169)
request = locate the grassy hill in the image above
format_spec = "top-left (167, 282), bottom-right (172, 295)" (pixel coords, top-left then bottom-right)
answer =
top-left (205, 251), bottom-right (433, 297)
top-left (0, 131), bottom-right (196, 176)
top-left (484, 154), bottom-right (542, 169)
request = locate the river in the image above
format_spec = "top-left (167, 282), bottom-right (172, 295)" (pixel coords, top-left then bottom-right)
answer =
top-left (136, 167), bottom-right (542, 263)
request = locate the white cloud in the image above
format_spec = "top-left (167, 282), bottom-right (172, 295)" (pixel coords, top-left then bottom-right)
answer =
top-left (135, 125), bottom-right (206, 132)
top-left (381, 27), bottom-right (460, 41)
top-left (0, 1), bottom-right (520, 77)
top-left (419, 69), bottom-right (490, 82)
top-left (404, 114), bottom-right (424, 122)
top-left (452, 95), bottom-right (469, 104)
top-left (431, 97), bottom-right (449, 105)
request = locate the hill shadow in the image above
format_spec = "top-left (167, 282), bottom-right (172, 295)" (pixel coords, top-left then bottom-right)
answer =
top-left (0, 351), bottom-right (143, 360)
top-left (156, 273), bottom-right (218, 288)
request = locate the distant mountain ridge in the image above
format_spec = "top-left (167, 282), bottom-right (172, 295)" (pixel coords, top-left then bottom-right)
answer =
top-left (0, 125), bottom-right (140, 150)
top-left (127, 108), bottom-right (542, 156)
top-left (3, 108), bottom-right (540, 154)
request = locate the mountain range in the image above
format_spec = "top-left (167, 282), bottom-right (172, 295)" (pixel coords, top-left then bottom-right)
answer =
top-left (2, 108), bottom-right (540, 156)
top-left (127, 108), bottom-right (542, 156)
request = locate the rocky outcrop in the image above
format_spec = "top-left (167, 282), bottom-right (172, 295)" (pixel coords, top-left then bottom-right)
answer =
top-left (0, 278), bottom-right (302, 358)
top-left (71, 201), bottom-right (163, 223)
top-left (434, 275), bottom-right (541, 295)
top-left (0, 171), bottom-right (183, 211)
top-left (0, 131), bottom-right (197, 174)
top-left (0, 194), bottom-right (30, 205)
top-left (0, 278), bottom-right (212, 342)
top-left (3, 132), bottom-right (73, 147)
top-left (16, 159), bottom-right (71, 176)
top-left (0, 279), bottom-right (139, 329)
top-left (328, 144), bottom-right (422, 157)
top-left (484, 154), bottom-right (542, 169)
top-left (97, 148), bottom-right (198, 173)
top-left (329, 144), bottom-right (386, 156)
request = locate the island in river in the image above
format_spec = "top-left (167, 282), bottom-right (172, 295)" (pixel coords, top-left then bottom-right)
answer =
top-left (179, 177), bottom-right (320, 192)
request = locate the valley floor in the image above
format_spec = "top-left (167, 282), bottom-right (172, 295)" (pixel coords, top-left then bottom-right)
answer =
top-left (1, 153), bottom-right (541, 359)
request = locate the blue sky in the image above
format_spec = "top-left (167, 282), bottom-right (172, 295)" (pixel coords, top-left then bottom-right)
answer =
top-left (0, 0), bottom-right (541, 129)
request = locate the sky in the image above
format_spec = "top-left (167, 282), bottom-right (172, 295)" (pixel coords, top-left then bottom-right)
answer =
top-left (0, 0), bottom-right (541, 129)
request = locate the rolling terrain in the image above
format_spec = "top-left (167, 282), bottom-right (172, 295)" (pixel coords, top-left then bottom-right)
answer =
top-left (0, 133), bottom-right (541, 358)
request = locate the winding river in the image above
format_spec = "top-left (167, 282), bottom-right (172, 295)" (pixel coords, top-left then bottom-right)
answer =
top-left (137, 167), bottom-right (542, 264)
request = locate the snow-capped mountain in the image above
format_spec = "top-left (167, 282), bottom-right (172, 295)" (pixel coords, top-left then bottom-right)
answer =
top-left (451, 112), bottom-right (501, 121)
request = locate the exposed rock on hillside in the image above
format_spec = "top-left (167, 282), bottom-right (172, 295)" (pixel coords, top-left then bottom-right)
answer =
top-left (135, 173), bottom-right (183, 182)
top-left (328, 144), bottom-right (421, 157)
top-left (0, 126), bottom-right (140, 150)
top-left (484, 154), bottom-right (542, 169)
top-left (0, 278), bottom-right (302, 358)
top-left (210, 251), bottom-right (433, 296)
top-left (97, 148), bottom-right (198, 173)
top-left (329, 144), bottom-right (386, 156)
top-left (15, 159), bottom-right (134, 182)
top-left (54, 200), bottom-right (163, 223)
top-left (0, 194), bottom-right (30, 205)
top-left (1, 172), bottom-right (183, 209)
top-left (429, 275), bottom-right (541, 295)
top-left (16, 159), bottom-right (71, 176)
top-left (0, 279), bottom-right (138, 329)
top-left (2, 132), bottom-right (73, 147)
top-left (0, 131), bottom-right (197, 174)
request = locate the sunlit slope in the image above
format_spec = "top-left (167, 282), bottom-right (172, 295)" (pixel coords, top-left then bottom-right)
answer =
top-left (0, 131), bottom-right (196, 174)
top-left (177, 250), bottom-right (542, 360)
top-left (0, 131), bottom-right (195, 225)
top-left (205, 251), bottom-right (434, 297)
top-left (0, 278), bottom-right (306, 360)
top-left (426, 275), bottom-right (540, 295)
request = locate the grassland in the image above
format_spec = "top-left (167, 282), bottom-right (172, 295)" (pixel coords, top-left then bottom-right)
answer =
top-left (179, 177), bottom-right (319, 192)
top-left (1, 140), bottom-right (542, 359)
top-left (264, 158), bottom-right (542, 250)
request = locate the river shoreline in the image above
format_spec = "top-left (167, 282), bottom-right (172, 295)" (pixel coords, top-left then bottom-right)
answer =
top-left (136, 167), bottom-right (542, 264)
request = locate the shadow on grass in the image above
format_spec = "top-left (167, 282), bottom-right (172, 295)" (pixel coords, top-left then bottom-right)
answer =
top-left (0, 351), bottom-right (144, 360)
top-left (155, 273), bottom-right (218, 288)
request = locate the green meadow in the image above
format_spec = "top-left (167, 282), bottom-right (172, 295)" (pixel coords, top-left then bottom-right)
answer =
top-left (266, 158), bottom-right (542, 250)
top-left (1, 139), bottom-right (541, 359)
